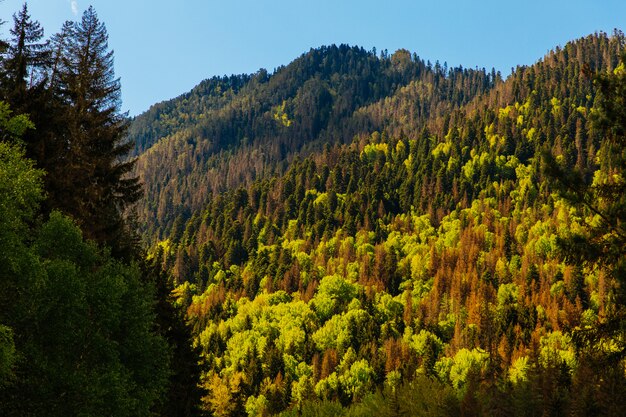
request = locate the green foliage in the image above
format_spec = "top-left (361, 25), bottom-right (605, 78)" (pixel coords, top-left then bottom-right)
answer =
top-left (446, 348), bottom-right (489, 392)
top-left (0, 211), bottom-right (169, 417)
top-left (246, 394), bottom-right (269, 417)
top-left (0, 4), bottom-right (203, 416)
top-left (0, 141), bottom-right (43, 231)
top-left (508, 356), bottom-right (529, 384)
top-left (0, 325), bottom-right (15, 384)
top-left (0, 45), bottom-right (173, 414)
top-left (0, 101), bottom-right (34, 141)
top-left (143, 31), bottom-right (626, 416)
top-left (338, 359), bottom-right (375, 400)
top-left (312, 275), bottom-right (360, 321)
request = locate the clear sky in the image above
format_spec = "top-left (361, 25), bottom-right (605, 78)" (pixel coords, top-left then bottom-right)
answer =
top-left (1, 1), bottom-right (625, 116)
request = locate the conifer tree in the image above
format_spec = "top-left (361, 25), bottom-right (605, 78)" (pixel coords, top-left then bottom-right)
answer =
top-left (54, 6), bottom-right (141, 258)
top-left (0, 3), bottom-right (49, 107)
top-left (144, 249), bottom-right (204, 417)
top-left (0, 3), bottom-right (57, 169)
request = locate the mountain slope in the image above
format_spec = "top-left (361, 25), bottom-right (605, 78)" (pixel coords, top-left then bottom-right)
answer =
top-left (140, 31), bottom-right (626, 416)
top-left (129, 45), bottom-right (498, 240)
top-left (129, 74), bottom-right (253, 156)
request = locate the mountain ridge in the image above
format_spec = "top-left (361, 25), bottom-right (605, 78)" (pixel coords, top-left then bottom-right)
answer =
top-left (130, 44), bottom-right (500, 240)
top-left (132, 30), bottom-right (626, 416)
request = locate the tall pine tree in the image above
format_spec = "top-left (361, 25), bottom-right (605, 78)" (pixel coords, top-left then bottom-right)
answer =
top-left (53, 6), bottom-right (141, 258)
top-left (0, 3), bottom-right (49, 108)
top-left (144, 248), bottom-right (205, 417)
top-left (0, 3), bottom-right (57, 169)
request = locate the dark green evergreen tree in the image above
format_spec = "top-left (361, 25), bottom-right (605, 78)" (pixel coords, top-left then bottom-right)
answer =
top-left (53, 6), bottom-right (140, 258)
top-left (0, 3), bottom-right (49, 107)
top-left (0, 3), bottom-right (60, 172)
top-left (144, 248), bottom-right (205, 417)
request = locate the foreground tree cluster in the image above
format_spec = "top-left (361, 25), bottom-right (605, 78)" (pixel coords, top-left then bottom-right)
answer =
top-left (0, 4), bottom-right (202, 416)
top-left (1, 3), bottom-right (138, 255)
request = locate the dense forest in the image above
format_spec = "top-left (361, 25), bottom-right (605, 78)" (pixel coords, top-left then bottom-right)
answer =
top-left (2, 2), bottom-right (626, 417)
top-left (136, 30), bottom-right (626, 416)
top-left (129, 46), bottom-right (499, 240)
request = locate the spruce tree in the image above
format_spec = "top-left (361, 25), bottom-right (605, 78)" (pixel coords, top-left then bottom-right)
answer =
top-left (144, 249), bottom-right (204, 417)
top-left (54, 6), bottom-right (141, 258)
top-left (0, 4), bottom-right (69, 213)
top-left (0, 3), bottom-right (49, 107)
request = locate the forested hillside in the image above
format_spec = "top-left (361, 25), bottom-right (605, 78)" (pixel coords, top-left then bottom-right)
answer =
top-left (130, 46), bottom-right (499, 240)
top-left (143, 31), bottom-right (626, 416)
top-left (2, 2), bottom-right (626, 416)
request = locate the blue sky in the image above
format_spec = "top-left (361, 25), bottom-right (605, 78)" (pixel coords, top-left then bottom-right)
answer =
top-left (1, 1), bottom-right (625, 116)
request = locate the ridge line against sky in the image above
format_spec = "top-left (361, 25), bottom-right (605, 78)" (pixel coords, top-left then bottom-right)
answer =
top-left (0, 0), bottom-right (625, 116)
